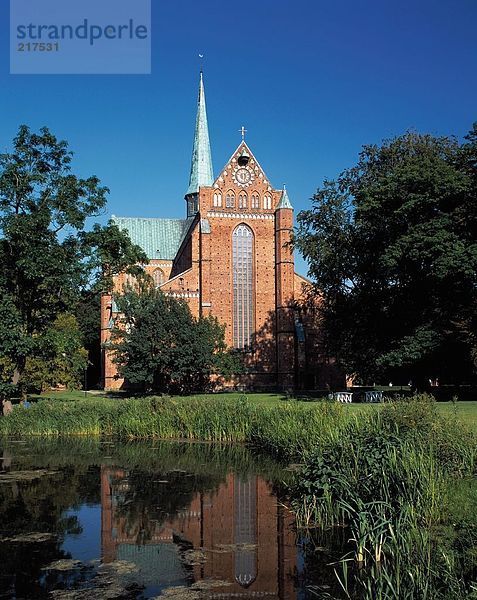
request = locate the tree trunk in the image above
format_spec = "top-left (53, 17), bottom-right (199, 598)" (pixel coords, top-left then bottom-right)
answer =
top-left (11, 359), bottom-right (26, 398)
top-left (12, 368), bottom-right (21, 386)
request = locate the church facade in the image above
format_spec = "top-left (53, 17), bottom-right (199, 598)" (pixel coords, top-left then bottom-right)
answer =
top-left (101, 73), bottom-right (343, 391)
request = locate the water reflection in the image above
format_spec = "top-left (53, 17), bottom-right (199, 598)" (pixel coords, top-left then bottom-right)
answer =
top-left (0, 440), bottom-right (299, 599)
top-left (234, 476), bottom-right (257, 587)
top-left (101, 467), bottom-right (296, 597)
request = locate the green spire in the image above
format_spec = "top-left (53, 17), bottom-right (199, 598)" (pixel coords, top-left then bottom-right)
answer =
top-left (277, 185), bottom-right (293, 209)
top-left (186, 71), bottom-right (214, 196)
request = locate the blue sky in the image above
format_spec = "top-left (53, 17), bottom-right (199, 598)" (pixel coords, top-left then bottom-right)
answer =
top-left (1, 0), bottom-right (476, 275)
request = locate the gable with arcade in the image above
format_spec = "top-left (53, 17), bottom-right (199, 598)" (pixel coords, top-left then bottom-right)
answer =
top-left (209, 141), bottom-right (281, 212)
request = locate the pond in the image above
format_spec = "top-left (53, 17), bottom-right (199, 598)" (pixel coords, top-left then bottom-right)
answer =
top-left (0, 439), bottom-right (340, 599)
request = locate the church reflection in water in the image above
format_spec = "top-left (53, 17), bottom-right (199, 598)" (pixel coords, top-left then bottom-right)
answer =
top-left (101, 466), bottom-right (297, 598)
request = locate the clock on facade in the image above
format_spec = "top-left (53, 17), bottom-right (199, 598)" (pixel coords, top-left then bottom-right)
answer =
top-left (233, 167), bottom-right (254, 186)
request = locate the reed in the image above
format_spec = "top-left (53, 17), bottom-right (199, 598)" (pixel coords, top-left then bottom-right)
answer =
top-left (292, 395), bottom-right (477, 599)
top-left (0, 394), bottom-right (353, 459)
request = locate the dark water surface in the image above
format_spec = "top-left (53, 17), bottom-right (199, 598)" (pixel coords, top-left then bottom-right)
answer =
top-left (0, 439), bottom-right (336, 599)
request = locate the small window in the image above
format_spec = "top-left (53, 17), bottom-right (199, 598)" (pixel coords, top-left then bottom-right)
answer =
top-left (153, 268), bottom-right (165, 288)
top-left (263, 195), bottom-right (272, 210)
top-left (124, 273), bottom-right (137, 290)
top-left (187, 196), bottom-right (198, 216)
top-left (226, 191), bottom-right (235, 208)
top-left (238, 192), bottom-right (247, 209)
top-left (251, 193), bottom-right (260, 209)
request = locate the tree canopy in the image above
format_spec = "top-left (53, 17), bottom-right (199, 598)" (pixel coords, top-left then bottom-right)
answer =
top-left (21, 313), bottom-right (88, 394)
top-left (110, 283), bottom-right (241, 394)
top-left (295, 124), bottom-right (477, 386)
top-left (0, 125), bottom-right (146, 396)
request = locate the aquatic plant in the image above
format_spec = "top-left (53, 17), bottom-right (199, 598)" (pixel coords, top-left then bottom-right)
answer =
top-left (291, 396), bottom-right (477, 599)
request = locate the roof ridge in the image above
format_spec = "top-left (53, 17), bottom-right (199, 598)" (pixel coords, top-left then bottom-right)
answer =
top-left (113, 216), bottom-right (190, 222)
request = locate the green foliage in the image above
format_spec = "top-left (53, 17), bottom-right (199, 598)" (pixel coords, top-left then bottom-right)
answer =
top-left (290, 397), bottom-right (477, 599)
top-left (295, 125), bottom-right (477, 385)
top-left (74, 291), bottom-right (101, 388)
top-left (21, 313), bottom-right (88, 393)
top-left (0, 356), bottom-right (16, 399)
top-left (249, 399), bottom-right (347, 457)
top-left (110, 283), bottom-right (242, 394)
top-left (0, 125), bottom-right (146, 396)
top-left (75, 292), bottom-right (101, 349)
top-left (79, 221), bottom-right (148, 294)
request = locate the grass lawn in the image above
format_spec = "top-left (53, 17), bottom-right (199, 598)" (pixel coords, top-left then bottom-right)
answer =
top-left (29, 390), bottom-right (477, 429)
top-left (436, 401), bottom-right (477, 427)
top-left (30, 390), bottom-right (292, 405)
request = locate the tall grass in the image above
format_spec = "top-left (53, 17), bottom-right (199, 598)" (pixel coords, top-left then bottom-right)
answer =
top-left (291, 395), bottom-right (477, 599)
top-left (0, 394), bottom-right (353, 459)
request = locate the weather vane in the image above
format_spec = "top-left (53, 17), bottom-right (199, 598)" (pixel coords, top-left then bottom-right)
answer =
top-left (198, 53), bottom-right (204, 71)
top-left (239, 125), bottom-right (247, 141)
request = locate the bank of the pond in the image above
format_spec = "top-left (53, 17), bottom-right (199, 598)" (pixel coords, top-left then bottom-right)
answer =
top-left (290, 397), bottom-right (477, 599)
top-left (0, 394), bottom-right (353, 459)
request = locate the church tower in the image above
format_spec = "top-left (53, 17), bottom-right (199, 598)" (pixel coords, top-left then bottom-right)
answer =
top-left (185, 71), bottom-right (214, 217)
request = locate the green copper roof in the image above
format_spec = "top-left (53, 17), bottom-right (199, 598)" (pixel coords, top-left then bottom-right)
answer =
top-left (186, 71), bottom-right (214, 196)
top-left (277, 186), bottom-right (293, 209)
top-left (112, 216), bottom-right (194, 260)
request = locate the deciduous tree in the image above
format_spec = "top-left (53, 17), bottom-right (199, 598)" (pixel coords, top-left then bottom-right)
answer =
top-left (110, 283), bottom-right (241, 394)
top-left (295, 126), bottom-right (477, 385)
top-left (0, 125), bottom-right (146, 396)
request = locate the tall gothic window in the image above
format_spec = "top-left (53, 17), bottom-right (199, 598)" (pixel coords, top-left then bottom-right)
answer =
top-left (226, 190), bottom-right (235, 208)
top-left (233, 224), bottom-right (254, 349)
top-left (153, 268), bottom-right (165, 287)
top-left (251, 193), bottom-right (260, 209)
top-left (213, 192), bottom-right (222, 207)
top-left (263, 194), bottom-right (272, 210)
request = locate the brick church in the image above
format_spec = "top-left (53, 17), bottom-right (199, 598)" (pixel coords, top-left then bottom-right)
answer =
top-left (101, 72), bottom-right (343, 391)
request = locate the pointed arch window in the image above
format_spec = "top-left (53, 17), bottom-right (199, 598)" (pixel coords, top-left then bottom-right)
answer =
top-left (213, 192), bottom-right (222, 207)
top-left (238, 192), bottom-right (247, 209)
top-left (226, 191), bottom-right (235, 208)
top-left (153, 268), bottom-right (165, 287)
top-left (233, 224), bottom-right (254, 349)
top-left (251, 193), bottom-right (260, 209)
top-left (263, 195), bottom-right (272, 210)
